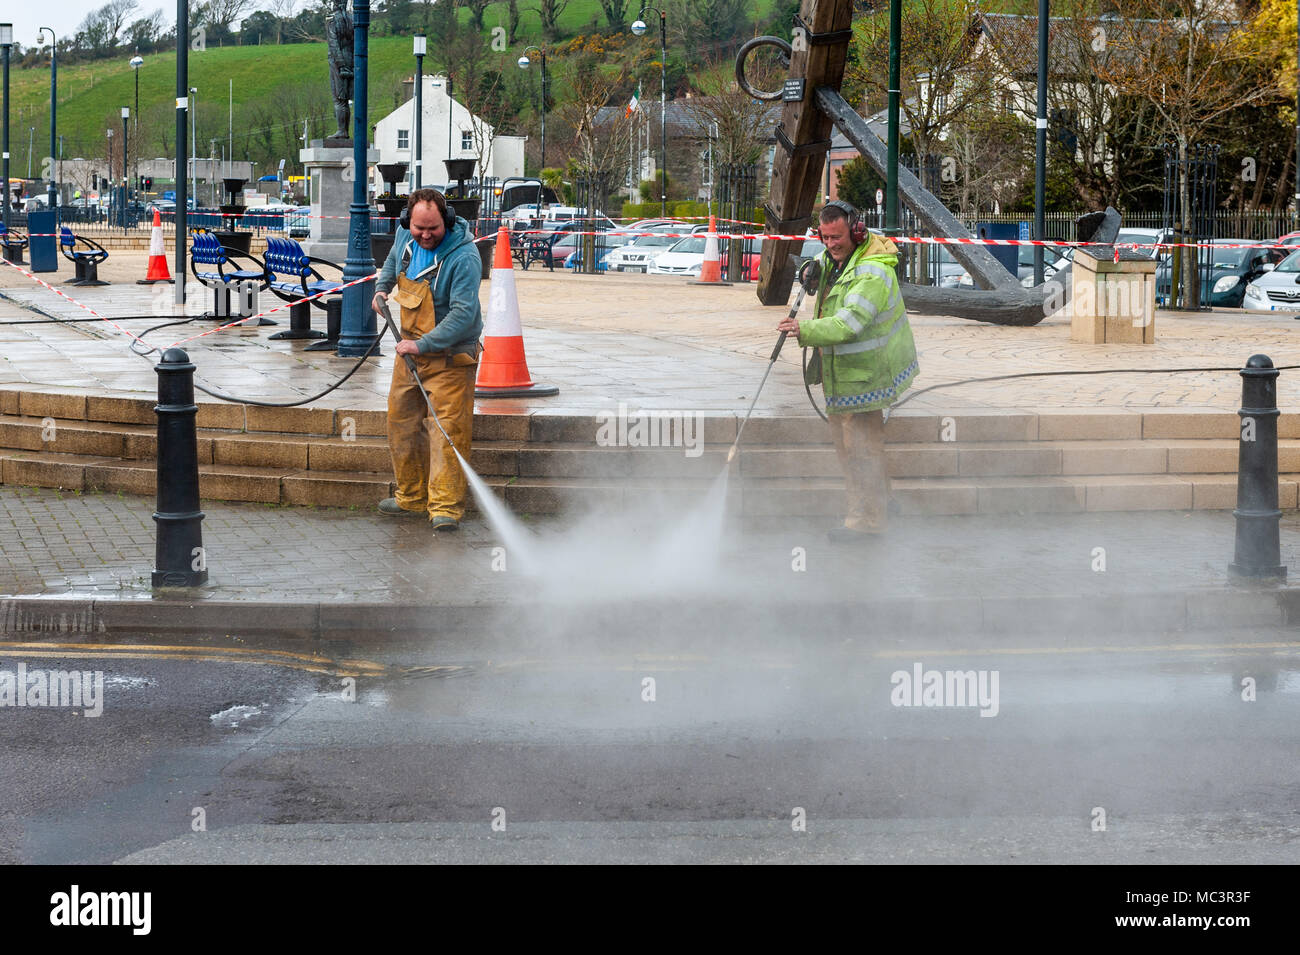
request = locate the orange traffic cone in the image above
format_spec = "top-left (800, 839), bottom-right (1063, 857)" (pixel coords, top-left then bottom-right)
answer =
top-left (137, 208), bottom-right (174, 284)
top-left (474, 228), bottom-right (559, 398)
top-left (692, 215), bottom-right (732, 286)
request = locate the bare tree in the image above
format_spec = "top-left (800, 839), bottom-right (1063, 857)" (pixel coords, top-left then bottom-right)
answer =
top-left (269, 0), bottom-right (300, 43)
top-left (199, 0), bottom-right (255, 32)
top-left (557, 54), bottom-right (635, 180)
top-left (850, 0), bottom-right (993, 188)
top-left (1095, 0), bottom-right (1282, 306)
top-left (680, 55), bottom-right (777, 167)
top-left (465, 0), bottom-right (492, 30)
top-left (597, 0), bottom-right (630, 32)
top-left (536, 0), bottom-right (570, 41)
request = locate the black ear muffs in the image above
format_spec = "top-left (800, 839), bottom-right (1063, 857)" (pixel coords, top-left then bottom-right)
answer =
top-left (399, 191), bottom-right (456, 232)
top-left (821, 199), bottom-right (867, 245)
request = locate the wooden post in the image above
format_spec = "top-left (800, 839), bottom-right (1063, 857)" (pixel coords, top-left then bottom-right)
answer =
top-left (756, 0), bottom-right (855, 306)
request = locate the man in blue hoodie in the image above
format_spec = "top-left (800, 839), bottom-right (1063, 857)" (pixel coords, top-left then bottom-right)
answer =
top-left (372, 189), bottom-right (483, 531)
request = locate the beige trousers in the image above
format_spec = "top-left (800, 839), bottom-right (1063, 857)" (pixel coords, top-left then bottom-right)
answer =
top-left (828, 409), bottom-right (890, 532)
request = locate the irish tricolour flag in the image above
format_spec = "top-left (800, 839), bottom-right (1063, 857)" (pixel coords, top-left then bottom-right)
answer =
top-left (625, 83), bottom-right (641, 118)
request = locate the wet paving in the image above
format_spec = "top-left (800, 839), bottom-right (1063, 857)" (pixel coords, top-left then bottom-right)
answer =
top-left (1, 633), bottom-right (1298, 864)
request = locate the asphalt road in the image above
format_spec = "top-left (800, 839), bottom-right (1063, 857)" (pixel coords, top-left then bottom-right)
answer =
top-left (2, 632), bottom-right (1298, 864)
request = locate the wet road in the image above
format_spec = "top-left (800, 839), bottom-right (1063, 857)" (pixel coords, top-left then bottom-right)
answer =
top-left (2, 633), bottom-right (1298, 864)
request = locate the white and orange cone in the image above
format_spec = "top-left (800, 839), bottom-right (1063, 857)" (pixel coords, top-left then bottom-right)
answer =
top-left (137, 208), bottom-right (174, 284)
top-left (692, 215), bottom-right (732, 286)
top-left (474, 228), bottom-right (559, 398)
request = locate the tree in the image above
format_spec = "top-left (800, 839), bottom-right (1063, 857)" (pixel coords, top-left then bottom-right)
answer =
top-left (125, 9), bottom-right (167, 51)
top-left (507, 0), bottom-right (522, 44)
top-left (836, 156), bottom-right (884, 211)
top-left (465, 0), bottom-right (493, 31)
top-left (536, 0), bottom-right (570, 41)
top-left (849, 0), bottom-right (994, 197)
top-left (556, 52), bottom-right (635, 181)
top-left (665, 0), bottom-right (752, 60)
top-left (199, 0), bottom-right (254, 33)
top-left (1095, 0), bottom-right (1283, 306)
top-left (597, 0), bottom-right (630, 33)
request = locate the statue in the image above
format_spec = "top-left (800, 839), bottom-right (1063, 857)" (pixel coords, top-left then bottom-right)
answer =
top-left (326, 0), bottom-right (354, 141)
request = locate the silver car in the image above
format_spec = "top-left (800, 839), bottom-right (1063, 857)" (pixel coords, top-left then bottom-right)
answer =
top-left (1241, 248), bottom-right (1300, 313)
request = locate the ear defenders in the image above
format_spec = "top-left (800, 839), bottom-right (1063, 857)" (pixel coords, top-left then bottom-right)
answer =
top-left (399, 189), bottom-right (457, 232)
top-left (820, 199), bottom-right (867, 245)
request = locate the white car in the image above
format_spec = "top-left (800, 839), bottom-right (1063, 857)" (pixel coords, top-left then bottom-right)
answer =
top-left (1241, 249), bottom-right (1300, 312)
top-left (647, 235), bottom-right (708, 276)
top-left (603, 234), bottom-right (682, 272)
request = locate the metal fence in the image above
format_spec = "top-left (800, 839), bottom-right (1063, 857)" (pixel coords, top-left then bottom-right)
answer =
top-left (718, 163), bottom-right (759, 282)
top-left (573, 170), bottom-right (616, 275)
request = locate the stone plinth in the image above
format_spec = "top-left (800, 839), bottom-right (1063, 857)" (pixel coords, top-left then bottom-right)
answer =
top-left (1070, 246), bottom-right (1158, 344)
top-left (299, 140), bottom-right (380, 263)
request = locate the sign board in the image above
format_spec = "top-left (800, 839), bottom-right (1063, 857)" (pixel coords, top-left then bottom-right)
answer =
top-left (782, 79), bottom-right (805, 102)
top-left (875, 188), bottom-right (884, 208)
top-left (1018, 221), bottom-right (1031, 241)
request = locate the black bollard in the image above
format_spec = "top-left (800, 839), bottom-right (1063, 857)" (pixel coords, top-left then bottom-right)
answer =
top-left (152, 348), bottom-right (208, 588)
top-left (1229, 354), bottom-right (1286, 581)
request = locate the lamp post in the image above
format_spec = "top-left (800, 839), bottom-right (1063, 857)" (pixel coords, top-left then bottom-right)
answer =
top-left (413, 32), bottom-right (425, 188)
top-left (632, 6), bottom-right (667, 216)
top-left (130, 54), bottom-right (142, 194)
top-left (37, 27), bottom-right (56, 212)
top-left (189, 86), bottom-right (197, 208)
top-left (339, 0), bottom-right (377, 358)
top-left (1, 22), bottom-right (12, 233)
top-left (121, 107), bottom-right (129, 221)
top-left (517, 46), bottom-right (549, 172)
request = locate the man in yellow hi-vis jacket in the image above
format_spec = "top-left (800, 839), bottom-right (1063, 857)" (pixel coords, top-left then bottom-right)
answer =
top-left (778, 201), bottom-right (919, 542)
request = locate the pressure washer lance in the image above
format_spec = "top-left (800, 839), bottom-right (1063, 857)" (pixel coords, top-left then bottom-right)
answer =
top-left (726, 260), bottom-right (820, 464)
top-left (375, 299), bottom-right (460, 454)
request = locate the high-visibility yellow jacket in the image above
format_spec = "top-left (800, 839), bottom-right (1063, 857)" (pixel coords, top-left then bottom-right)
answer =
top-left (797, 233), bottom-right (919, 413)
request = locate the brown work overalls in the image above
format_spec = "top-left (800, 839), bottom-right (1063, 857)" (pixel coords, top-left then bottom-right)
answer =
top-left (386, 267), bottom-right (478, 521)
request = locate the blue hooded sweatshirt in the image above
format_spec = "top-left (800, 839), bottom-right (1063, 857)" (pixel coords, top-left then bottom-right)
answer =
top-left (376, 216), bottom-right (483, 355)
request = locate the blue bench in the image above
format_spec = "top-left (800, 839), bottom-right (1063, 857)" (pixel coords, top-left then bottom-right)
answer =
top-left (263, 236), bottom-right (344, 349)
top-left (0, 222), bottom-right (28, 265)
top-left (188, 231), bottom-right (272, 322)
top-left (58, 228), bottom-right (109, 286)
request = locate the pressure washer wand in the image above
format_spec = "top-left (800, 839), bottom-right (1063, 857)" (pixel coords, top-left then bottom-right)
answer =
top-left (376, 300), bottom-right (459, 452)
top-left (726, 284), bottom-right (807, 464)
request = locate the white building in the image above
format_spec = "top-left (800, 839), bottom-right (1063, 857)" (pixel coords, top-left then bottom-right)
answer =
top-left (372, 73), bottom-right (525, 194)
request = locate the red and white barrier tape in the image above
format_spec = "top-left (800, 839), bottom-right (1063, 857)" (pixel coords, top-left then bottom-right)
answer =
top-left (0, 256), bottom-right (151, 345)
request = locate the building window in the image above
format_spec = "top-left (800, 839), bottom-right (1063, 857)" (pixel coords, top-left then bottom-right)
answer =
top-left (461, 131), bottom-right (473, 151)
top-left (397, 129), bottom-right (409, 149)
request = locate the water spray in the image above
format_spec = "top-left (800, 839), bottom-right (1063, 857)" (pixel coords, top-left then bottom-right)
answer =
top-left (726, 260), bottom-right (819, 464)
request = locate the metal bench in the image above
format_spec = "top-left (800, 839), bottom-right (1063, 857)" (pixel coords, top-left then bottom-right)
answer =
top-left (188, 230), bottom-right (271, 321)
top-left (0, 222), bottom-right (28, 265)
top-left (262, 236), bottom-right (344, 351)
top-left (58, 227), bottom-right (110, 286)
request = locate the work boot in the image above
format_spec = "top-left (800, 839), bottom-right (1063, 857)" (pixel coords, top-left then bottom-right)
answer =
top-left (378, 497), bottom-right (425, 518)
top-left (827, 525), bottom-right (883, 544)
top-left (430, 515), bottom-right (460, 533)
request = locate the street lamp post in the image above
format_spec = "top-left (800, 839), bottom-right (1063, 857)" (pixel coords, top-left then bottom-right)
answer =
top-left (1, 23), bottom-right (12, 234)
top-left (413, 32), bottom-right (425, 189)
top-left (339, 0), bottom-right (377, 358)
top-left (517, 46), bottom-right (548, 172)
top-left (37, 27), bottom-right (56, 212)
top-left (189, 86), bottom-right (197, 208)
top-left (632, 6), bottom-right (667, 216)
top-left (121, 106), bottom-right (129, 225)
top-left (130, 54), bottom-right (143, 193)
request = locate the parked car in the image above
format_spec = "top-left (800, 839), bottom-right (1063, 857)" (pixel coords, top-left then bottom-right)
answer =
top-left (647, 234), bottom-right (761, 278)
top-left (603, 233), bottom-right (683, 272)
top-left (1114, 228), bottom-right (1174, 260)
top-left (1155, 239), bottom-right (1274, 308)
top-left (960, 243), bottom-right (1066, 288)
top-left (1240, 248), bottom-right (1300, 312)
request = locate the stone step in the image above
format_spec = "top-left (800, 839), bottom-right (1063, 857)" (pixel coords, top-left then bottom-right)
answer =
top-left (10, 387), bottom-right (1294, 445)
top-left (0, 412), bottom-right (1293, 481)
top-left (2, 446), bottom-right (1293, 514)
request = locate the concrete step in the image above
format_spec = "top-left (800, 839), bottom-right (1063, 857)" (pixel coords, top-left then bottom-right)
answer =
top-left (2, 411), bottom-right (1295, 482)
top-left (2, 445), bottom-right (1294, 514)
